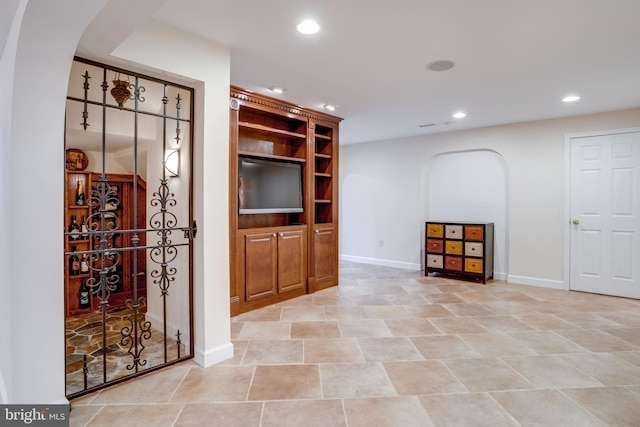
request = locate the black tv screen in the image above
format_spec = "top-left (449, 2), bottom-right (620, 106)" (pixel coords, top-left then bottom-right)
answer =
top-left (238, 157), bottom-right (303, 214)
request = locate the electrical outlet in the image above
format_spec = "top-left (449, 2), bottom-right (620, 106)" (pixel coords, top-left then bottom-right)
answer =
top-left (378, 240), bottom-right (384, 247)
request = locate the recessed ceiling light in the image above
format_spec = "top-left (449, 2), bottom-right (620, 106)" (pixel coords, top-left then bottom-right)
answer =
top-left (297, 19), bottom-right (320, 34)
top-left (323, 104), bottom-right (336, 111)
top-left (562, 95), bottom-right (580, 103)
top-left (452, 111), bottom-right (466, 119)
top-left (427, 60), bottom-right (455, 72)
top-left (270, 86), bottom-right (286, 94)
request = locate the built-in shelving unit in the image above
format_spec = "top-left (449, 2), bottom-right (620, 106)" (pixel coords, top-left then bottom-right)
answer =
top-left (229, 86), bottom-right (342, 315)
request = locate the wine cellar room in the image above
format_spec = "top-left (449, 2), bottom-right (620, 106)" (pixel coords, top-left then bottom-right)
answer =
top-left (63, 58), bottom-right (195, 396)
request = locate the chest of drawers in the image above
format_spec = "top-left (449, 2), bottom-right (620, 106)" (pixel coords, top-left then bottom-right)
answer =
top-left (425, 221), bottom-right (494, 283)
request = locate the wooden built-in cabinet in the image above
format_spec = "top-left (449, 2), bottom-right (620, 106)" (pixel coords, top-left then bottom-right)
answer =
top-left (64, 171), bottom-right (146, 317)
top-left (425, 221), bottom-right (494, 283)
top-left (229, 86), bottom-right (341, 315)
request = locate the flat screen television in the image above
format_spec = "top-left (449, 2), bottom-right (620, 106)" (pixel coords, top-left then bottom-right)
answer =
top-left (238, 157), bottom-right (303, 214)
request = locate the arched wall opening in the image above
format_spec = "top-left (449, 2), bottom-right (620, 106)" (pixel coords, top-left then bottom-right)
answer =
top-left (422, 149), bottom-right (509, 279)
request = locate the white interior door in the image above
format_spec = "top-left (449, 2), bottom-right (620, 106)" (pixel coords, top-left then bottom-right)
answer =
top-left (570, 131), bottom-right (640, 298)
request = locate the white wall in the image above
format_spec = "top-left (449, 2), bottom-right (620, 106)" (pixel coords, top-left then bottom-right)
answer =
top-left (111, 19), bottom-right (233, 366)
top-left (0, 0), bottom-right (26, 404)
top-left (3, 1), bottom-right (231, 404)
top-left (426, 150), bottom-right (508, 279)
top-left (9, 0), bottom-right (108, 404)
top-left (340, 108), bottom-right (640, 288)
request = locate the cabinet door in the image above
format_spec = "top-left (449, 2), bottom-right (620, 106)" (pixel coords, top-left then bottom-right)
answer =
top-left (314, 226), bottom-right (336, 285)
top-left (245, 232), bottom-right (278, 300)
top-left (278, 230), bottom-right (306, 293)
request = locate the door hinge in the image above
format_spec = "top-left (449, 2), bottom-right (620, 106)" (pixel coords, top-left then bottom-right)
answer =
top-left (184, 220), bottom-right (197, 240)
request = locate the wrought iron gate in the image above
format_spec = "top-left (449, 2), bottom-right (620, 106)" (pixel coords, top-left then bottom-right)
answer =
top-left (64, 57), bottom-right (195, 398)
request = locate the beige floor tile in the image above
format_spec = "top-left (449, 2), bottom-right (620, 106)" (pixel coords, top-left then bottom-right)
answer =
top-left (456, 291), bottom-right (504, 303)
top-left (421, 293), bottom-right (466, 304)
top-left (357, 337), bottom-right (424, 362)
top-left (411, 335), bottom-right (480, 359)
top-left (241, 340), bottom-right (303, 365)
top-left (562, 386), bottom-right (640, 426)
top-left (320, 362), bottom-right (396, 398)
top-left (478, 301), bottom-right (535, 315)
top-left (443, 357), bottom-right (534, 392)
top-left (559, 353), bottom-right (640, 386)
top-left (470, 315), bottom-right (536, 332)
top-left (502, 355), bottom-right (601, 388)
top-left (602, 327), bottom-right (640, 346)
top-left (170, 365), bottom-right (255, 402)
top-left (598, 311), bottom-right (640, 328)
top-left (384, 360), bottom-right (466, 395)
top-left (441, 302), bottom-right (494, 316)
top-left (491, 389), bottom-right (604, 426)
top-left (230, 321), bottom-right (244, 339)
top-left (554, 311), bottom-right (626, 329)
top-left (383, 318), bottom-right (441, 336)
top-left (175, 402), bottom-right (262, 427)
top-left (405, 304), bottom-right (456, 318)
top-left (261, 399), bottom-right (346, 427)
top-left (303, 338), bottom-right (364, 363)
top-left (235, 321), bottom-right (291, 340)
top-left (420, 393), bottom-right (518, 427)
top-left (274, 294), bottom-right (314, 307)
top-left (507, 330), bottom-right (589, 354)
top-left (323, 306), bottom-right (370, 320)
top-left (90, 364), bottom-right (191, 404)
top-left (386, 293), bottom-right (431, 305)
top-left (459, 333), bottom-right (536, 357)
top-left (556, 329), bottom-right (639, 352)
top-left (84, 404), bottom-right (184, 427)
top-left (429, 316), bottom-right (489, 334)
top-left (435, 284), bottom-right (474, 293)
top-left (312, 294), bottom-right (354, 307)
top-left (280, 306), bottom-right (326, 321)
top-left (338, 319), bottom-right (392, 337)
top-left (216, 340), bottom-right (248, 366)
top-left (343, 396), bottom-right (433, 427)
top-left (233, 307), bottom-right (282, 322)
top-left (68, 405), bottom-right (103, 427)
top-left (615, 350), bottom-right (640, 367)
top-left (248, 364), bottom-right (321, 400)
top-left (290, 320), bottom-right (341, 339)
top-left (513, 313), bottom-right (580, 330)
top-left (348, 295), bottom-right (393, 306)
top-left (364, 305), bottom-right (412, 319)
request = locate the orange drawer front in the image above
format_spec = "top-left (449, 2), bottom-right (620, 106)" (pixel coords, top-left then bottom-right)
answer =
top-left (445, 241), bottom-right (463, 255)
top-left (427, 224), bottom-right (443, 238)
top-left (445, 256), bottom-right (463, 271)
top-left (465, 258), bottom-right (483, 273)
top-left (465, 225), bottom-right (484, 241)
top-left (427, 239), bottom-right (443, 253)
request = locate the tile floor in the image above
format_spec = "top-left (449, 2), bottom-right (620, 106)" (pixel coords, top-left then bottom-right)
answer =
top-left (70, 262), bottom-right (640, 426)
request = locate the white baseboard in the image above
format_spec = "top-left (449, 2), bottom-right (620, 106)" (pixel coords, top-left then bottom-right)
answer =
top-left (340, 255), bottom-right (421, 271)
top-left (507, 274), bottom-right (566, 290)
top-left (194, 343), bottom-right (234, 368)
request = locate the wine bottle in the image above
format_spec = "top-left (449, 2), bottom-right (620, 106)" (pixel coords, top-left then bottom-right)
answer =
top-left (76, 180), bottom-right (85, 205)
top-left (80, 253), bottom-right (89, 274)
top-left (81, 216), bottom-right (89, 240)
top-left (69, 246), bottom-right (80, 276)
top-left (68, 215), bottom-right (80, 241)
top-left (79, 282), bottom-right (90, 309)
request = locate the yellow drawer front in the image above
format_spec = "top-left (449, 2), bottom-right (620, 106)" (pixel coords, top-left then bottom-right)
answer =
top-left (465, 258), bottom-right (483, 273)
top-left (427, 224), bottom-right (444, 238)
top-left (427, 254), bottom-right (443, 269)
top-left (445, 225), bottom-right (463, 239)
top-left (445, 241), bottom-right (463, 255)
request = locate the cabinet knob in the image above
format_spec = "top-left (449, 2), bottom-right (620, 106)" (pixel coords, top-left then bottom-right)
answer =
top-left (572, 219), bottom-right (580, 225)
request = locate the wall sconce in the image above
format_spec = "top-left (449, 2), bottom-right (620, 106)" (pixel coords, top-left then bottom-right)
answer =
top-left (164, 149), bottom-right (180, 178)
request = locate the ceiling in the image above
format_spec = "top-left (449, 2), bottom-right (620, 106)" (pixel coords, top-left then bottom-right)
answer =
top-left (78, 0), bottom-right (640, 145)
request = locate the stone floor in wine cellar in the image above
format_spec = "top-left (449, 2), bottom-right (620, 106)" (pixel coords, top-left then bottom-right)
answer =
top-left (65, 306), bottom-right (187, 395)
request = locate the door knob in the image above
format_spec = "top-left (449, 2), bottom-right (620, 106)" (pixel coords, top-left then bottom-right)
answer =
top-left (572, 219), bottom-right (580, 225)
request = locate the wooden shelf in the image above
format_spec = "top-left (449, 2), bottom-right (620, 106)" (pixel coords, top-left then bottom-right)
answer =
top-left (238, 151), bottom-right (306, 163)
top-left (239, 121), bottom-right (306, 139)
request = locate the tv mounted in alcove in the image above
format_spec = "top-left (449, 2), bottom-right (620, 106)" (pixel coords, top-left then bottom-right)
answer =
top-left (238, 157), bottom-right (303, 214)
